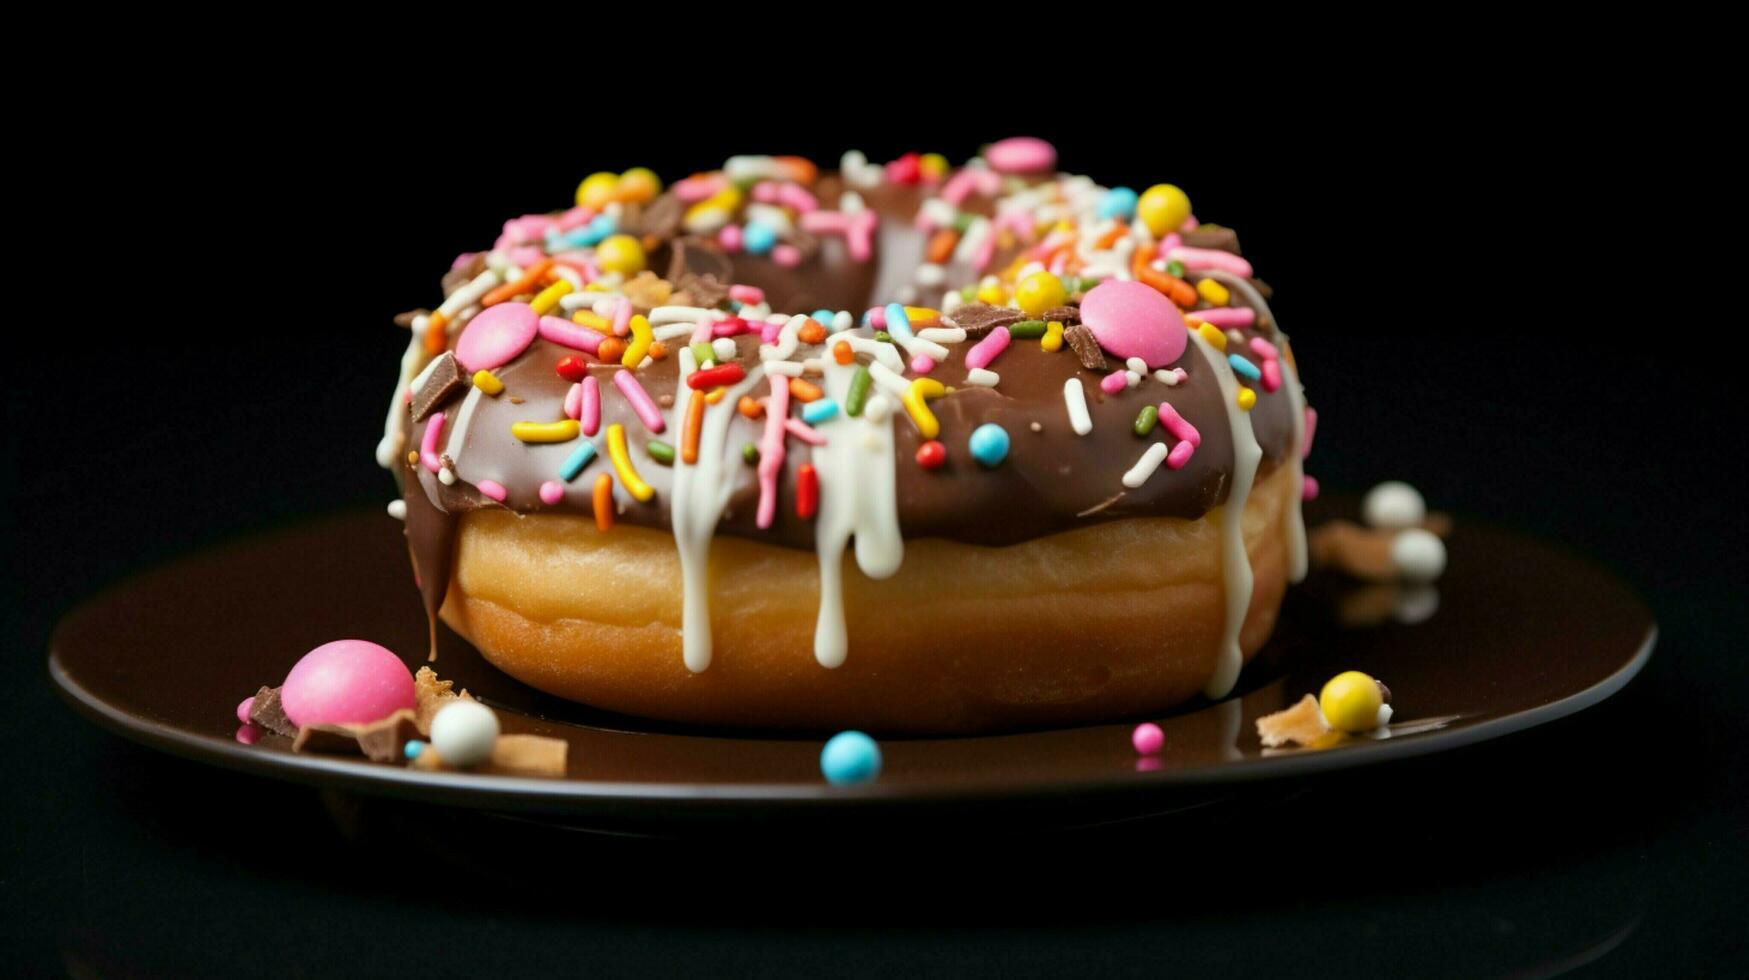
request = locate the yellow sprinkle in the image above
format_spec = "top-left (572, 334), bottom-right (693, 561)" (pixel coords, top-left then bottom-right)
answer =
top-left (605, 423), bottom-right (654, 501)
top-left (902, 378), bottom-right (946, 440)
top-left (584, 282), bottom-right (612, 292)
top-left (1236, 388), bottom-right (1257, 411)
top-left (1196, 278), bottom-right (1230, 307)
top-left (529, 279), bottom-right (573, 315)
top-left (903, 306), bottom-right (942, 328)
top-left (1196, 322), bottom-right (1227, 351)
top-left (621, 314), bottom-right (653, 368)
top-left (1042, 320), bottom-right (1064, 352)
top-left (471, 370), bottom-right (504, 395)
top-left (704, 386), bottom-right (729, 404)
top-left (572, 309), bottom-right (610, 331)
top-left (512, 419), bottom-right (580, 443)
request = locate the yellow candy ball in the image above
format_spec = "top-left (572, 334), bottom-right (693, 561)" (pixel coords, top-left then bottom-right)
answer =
top-left (616, 167), bottom-right (662, 204)
top-left (1138, 183), bottom-right (1192, 237)
top-left (976, 283), bottom-right (1008, 306)
top-left (577, 172), bottom-right (620, 210)
top-left (1319, 671), bottom-right (1385, 734)
top-left (1014, 272), bottom-right (1067, 316)
top-left (919, 153), bottom-right (949, 180)
top-left (595, 234), bottom-right (646, 276)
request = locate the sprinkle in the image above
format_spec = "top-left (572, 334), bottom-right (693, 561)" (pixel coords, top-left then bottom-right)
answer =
top-left (579, 376), bottom-right (601, 436)
top-left (1134, 404), bottom-right (1159, 437)
top-left (1063, 379), bottom-right (1093, 436)
top-left (1157, 402), bottom-right (1202, 447)
top-left (1154, 368), bottom-right (1187, 386)
top-left (1227, 353), bottom-right (1262, 382)
top-left (964, 326), bottom-right (1011, 371)
top-left (681, 393), bottom-right (705, 465)
top-left (593, 474), bottom-right (615, 530)
top-left (480, 258), bottom-right (554, 307)
top-left (1007, 320), bottom-right (1047, 340)
top-left (646, 439), bottom-right (676, 465)
top-left (704, 387), bottom-right (729, 405)
top-left (387, 499), bottom-right (407, 520)
top-left (1196, 278), bottom-right (1231, 307)
top-left (910, 354), bottom-right (936, 373)
top-left (797, 319), bottom-right (828, 345)
top-left (784, 417), bottom-right (827, 446)
top-left (864, 393), bottom-right (894, 423)
top-left (530, 279), bottom-right (573, 315)
top-left (737, 395), bottom-right (764, 419)
top-left (559, 442), bottom-right (597, 481)
top-left (742, 443), bottom-right (759, 465)
top-left (902, 378), bottom-right (946, 439)
top-left (1260, 358), bottom-right (1282, 393)
top-left (420, 412), bottom-right (446, 472)
top-left (1167, 246), bottom-right (1254, 278)
top-left (556, 355), bottom-right (589, 383)
top-left (915, 440), bottom-right (946, 469)
top-left (539, 480), bottom-right (565, 505)
top-left (968, 423), bottom-right (1010, 468)
top-left (796, 464), bottom-right (819, 519)
top-left (884, 303), bottom-right (915, 343)
top-left (1195, 322), bottom-right (1227, 351)
top-left (1126, 357), bottom-right (1149, 374)
top-left (611, 296), bottom-right (633, 337)
top-left (471, 369), bottom-right (504, 396)
top-left (612, 370), bottom-right (665, 433)
top-left (605, 423), bottom-right (654, 501)
top-left (764, 360), bottom-right (805, 378)
top-left (1168, 441), bottom-right (1196, 469)
top-left (1303, 474), bottom-right (1321, 501)
top-left (598, 337), bottom-right (626, 363)
top-left (874, 330), bottom-right (894, 344)
top-left (1304, 407), bottom-right (1318, 459)
top-left (789, 377), bottom-right (824, 403)
top-left (477, 480), bottom-right (508, 502)
top-left (728, 284), bottom-right (764, 305)
top-left (802, 398), bottom-right (840, 425)
top-left (620, 314), bottom-right (653, 367)
top-left (965, 368), bottom-right (999, 387)
top-left (1237, 387), bottom-right (1257, 411)
top-left (1100, 370), bottom-right (1129, 395)
top-left (1122, 443), bottom-right (1170, 488)
top-left (1195, 307), bottom-right (1256, 329)
top-left (689, 341), bottom-right (716, 366)
top-left (845, 366), bottom-right (873, 416)
top-left (832, 340), bottom-right (854, 365)
top-left (688, 363), bottom-right (746, 390)
top-left (756, 376), bottom-right (789, 529)
top-left (1042, 320), bottom-right (1064, 352)
top-left (512, 420), bottom-right (580, 443)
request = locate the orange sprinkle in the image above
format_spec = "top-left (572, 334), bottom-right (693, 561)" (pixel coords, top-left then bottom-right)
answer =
top-left (737, 395), bottom-right (765, 419)
top-left (648, 341), bottom-right (668, 361)
top-left (774, 155), bottom-right (818, 185)
top-left (682, 391), bottom-right (705, 464)
top-left (1095, 223), bottom-right (1128, 250)
top-left (797, 319), bottom-right (827, 345)
top-left (598, 337), bottom-right (626, 364)
top-left (592, 474), bottom-right (614, 532)
top-left (1132, 243), bottom-right (1196, 307)
top-left (481, 258), bottom-right (554, 307)
top-left (789, 377), bottom-right (823, 403)
top-left (832, 340), bottom-right (854, 365)
top-left (423, 316), bottom-right (448, 355)
top-left (925, 228), bottom-right (959, 264)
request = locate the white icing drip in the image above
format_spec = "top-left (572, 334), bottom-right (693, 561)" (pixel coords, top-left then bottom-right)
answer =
top-left (670, 350), bottom-right (768, 673)
top-left (1188, 331), bottom-right (1261, 700)
top-left (376, 317), bottom-right (427, 468)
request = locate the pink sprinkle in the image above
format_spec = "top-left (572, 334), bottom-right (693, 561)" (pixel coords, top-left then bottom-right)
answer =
top-left (965, 326), bottom-right (1012, 371)
top-left (564, 382), bottom-right (583, 420)
top-left (420, 412), bottom-right (445, 472)
top-left (1167, 246), bottom-right (1254, 278)
top-left (772, 244), bottom-right (802, 267)
top-left (984, 136), bottom-right (1057, 175)
top-left (778, 184), bottom-right (818, 213)
top-left (611, 297), bottom-right (632, 337)
top-left (910, 354), bottom-right (936, 373)
top-left (1167, 441), bottom-right (1196, 470)
top-left (612, 369), bottom-right (664, 433)
top-left (846, 211), bottom-right (877, 262)
top-left (478, 480), bottom-right (508, 502)
top-left (1131, 722), bottom-right (1164, 755)
top-left (1248, 336), bottom-right (1279, 359)
top-left (508, 245), bottom-right (546, 269)
top-left (866, 306), bottom-right (887, 330)
top-left (1160, 232), bottom-right (1183, 252)
top-left (538, 480), bottom-right (564, 505)
top-left (674, 174), bottom-right (726, 202)
top-left (1182, 214), bottom-right (1199, 232)
top-left (236, 697), bottom-right (256, 725)
top-left (784, 417), bottom-right (827, 446)
top-left (1157, 402), bottom-right (1201, 447)
top-left (941, 166), bottom-right (1000, 206)
top-left (539, 315), bottom-right (604, 355)
top-left (761, 319), bottom-right (784, 344)
top-left (557, 206), bottom-right (594, 231)
top-left (450, 251), bottom-right (479, 270)
top-left (751, 180), bottom-right (781, 204)
top-left (756, 376), bottom-right (790, 529)
top-left (1260, 358), bottom-right (1282, 393)
top-left (580, 376), bottom-right (601, 436)
top-left (801, 211), bottom-right (849, 235)
top-left (712, 317), bottom-right (751, 338)
top-left (972, 230), bottom-right (999, 272)
top-left (1100, 370), bottom-right (1129, 395)
top-left (1196, 307), bottom-right (1257, 329)
top-left (718, 224), bottom-right (743, 252)
top-left (1302, 474), bottom-right (1321, 501)
top-left (729, 284), bottom-right (765, 305)
top-left (1303, 407), bottom-right (1318, 459)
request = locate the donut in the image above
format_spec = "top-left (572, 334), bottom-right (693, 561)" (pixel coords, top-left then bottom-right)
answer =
top-left (380, 139), bottom-right (1316, 734)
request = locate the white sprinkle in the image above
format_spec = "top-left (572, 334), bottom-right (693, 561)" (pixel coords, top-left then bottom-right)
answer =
top-left (653, 322), bottom-right (699, 342)
top-left (437, 270), bottom-right (501, 319)
top-left (438, 466), bottom-right (457, 486)
top-left (711, 337), bottom-right (737, 362)
top-left (918, 327), bottom-right (967, 344)
top-left (1126, 357), bottom-right (1148, 374)
top-left (387, 499), bottom-right (408, 520)
top-left (942, 291), bottom-right (964, 313)
top-left (744, 202), bottom-right (794, 235)
top-left (1063, 378), bottom-right (1093, 436)
top-left (864, 393), bottom-right (894, 423)
top-left (839, 191), bottom-right (867, 214)
top-left (1125, 370), bottom-right (1142, 388)
top-left (764, 360), bottom-right (805, 377)
top-left (832, 310), bottom-right (854, 332)
top-left (1122, 443), bottom-right (1170, 488)
top-left (1154, 368), bottom-right (1187, 386)
top-left (802, 358), bottom-right (825, 375)
top-left (965, 368), bottom-right (1000, 387)
top-left (649, 306), bottom-right (716, 325)
top-left (1030, 421), bottom-right (1043, 432)
top-left (868, 360), bottom-right (912, 396)
top-left (894, 284), bottom-right (918, 305)
top-left (1228, 329), bottom-right (1246, 346)
top-left (915, 263), bottom-right (946, 287)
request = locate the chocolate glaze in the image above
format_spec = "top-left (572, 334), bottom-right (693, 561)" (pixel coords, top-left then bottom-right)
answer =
top-left (393, 172), bottom-right (1304, 622)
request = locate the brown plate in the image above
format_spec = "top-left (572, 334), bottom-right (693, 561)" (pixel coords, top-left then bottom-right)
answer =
top-left (48, 500), bottom-right (1655, 833)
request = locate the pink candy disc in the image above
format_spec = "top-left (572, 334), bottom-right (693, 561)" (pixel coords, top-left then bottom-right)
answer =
top-left (1078, 280), bottom-right (1188, 370)
top-left (985, 136), bottom-right (1057, 175)
top-left (279, 639), bottom-right (416, 728)
top-left (454, 302), bottom-right (538, 373)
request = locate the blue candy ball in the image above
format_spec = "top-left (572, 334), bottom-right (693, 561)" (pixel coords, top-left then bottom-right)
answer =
top-left (743, 222), bottom-right (779, 256)
top-left (403, 739), bottom-right (426, 761)
top-left (1098, 186), bottom-right (1139, 221)
top-left (820, 730), bottom-right (882, 785)
top-left (968, 423), bottom-right (1011, 468)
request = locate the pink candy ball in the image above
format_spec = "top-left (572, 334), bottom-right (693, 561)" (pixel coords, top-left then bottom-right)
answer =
top-left (280, 640), bottom-right (416, 728)
top-left (1132, 722), bottom-right (1165, 756)
top-left (1079, 280), bottom-right (1188, 370)
top-left (455, 302), bottom-right (538, 373)
top-left (985, 136), bottom-right (1057, 175)
top-left (236, 696), bottom-right (256, 725)
top-left (539, 480), bottom-right (565, 505)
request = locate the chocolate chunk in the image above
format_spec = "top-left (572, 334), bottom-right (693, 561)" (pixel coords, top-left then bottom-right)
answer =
top-left (1183, 225), bottom-right (1242, 254)
top-left (1064, 323), bottom-right (1109, 371)
top-left (1037, 305), bottom-right (1081, 326)
top-left (410, 352), bottom-right (467, 423)
top-left (292, 709), bottom-right (422, 762)
top-left (413, 666), bottom-right (461, 734)
top-left (667, 236), bottom-right (735, 285)
top-left (247, 686), bottom-right (298, 738)
top-left (629, 192), bottom-right (683, 240)
top-left (675, 272), bottom-right (730, 309)
top-left (944, 304), bottom-right (1025, 337)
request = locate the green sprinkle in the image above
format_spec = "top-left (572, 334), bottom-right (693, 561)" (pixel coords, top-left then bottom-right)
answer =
top-left (959, 285), bottom-right (978, 303)
top-left (1165, 260), bottom-right (1186, 278)
top-left (951, 213), bottom-right (974, 234)
top-left (1133, 404), bottom-right (1159, 437)
top-left (875, 331), bottom-right (894, 344)
top-left (741, 442), bottom-right (759, 465)
top-left (1080, 276), bottom-right (1105, 293)
top-left (689, 341), bottom-right (716, 366)
top-left (646, 440), bottom-right (675, 465)
top-left (845, 365), bottom-right (873, 417)
top-left (1008, 320), bottom-right (1047, 340)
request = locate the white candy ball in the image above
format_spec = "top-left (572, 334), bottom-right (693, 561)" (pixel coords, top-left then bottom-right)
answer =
top-left (1363, 481), bottom-right (1426, 530)
top-left (428, 699), bottom-right (500, 768)
top-left (1390, 529), bottom-right (1447, 584)
top-left (1394, 584), bottom-right (1441, 624)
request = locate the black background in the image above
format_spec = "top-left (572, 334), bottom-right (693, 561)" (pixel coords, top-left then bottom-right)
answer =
top-left (6, 69), bottom-right (1744, 977)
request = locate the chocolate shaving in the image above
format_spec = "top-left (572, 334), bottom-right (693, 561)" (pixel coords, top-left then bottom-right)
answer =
top-left (488, 735), bottom-right (568, 777)
top-left (628, 192), bottom-right (683, 241)
top-left (413, 666), bottom-right (463, 735)
top-left (1064, 323), bottom-right (1109, 371)
top-left (247, 686), bottom-right (298, 738)
top-left (943, 304), bottom-right (1025, 337)
top-left (293, 709), bottom-right (422, 762)
top-left (1256, 694), bottom-right (1333, 749)
top-left (1037, 305), bottom-right (1081, 326)
top-left (667, 237), bottom-right (735, 285)
top-left (1183, 225), bottom-right (1242, 255)
top-left (620, 271), bottom-right (673, 311)
top-left (410, 352), bottom-right (466, 423)
top-left (674, 272), bottom-right (730, 309)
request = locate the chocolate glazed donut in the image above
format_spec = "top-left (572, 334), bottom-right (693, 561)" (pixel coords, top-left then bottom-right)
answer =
top-left (383, 144), bottom-right (1315, 733)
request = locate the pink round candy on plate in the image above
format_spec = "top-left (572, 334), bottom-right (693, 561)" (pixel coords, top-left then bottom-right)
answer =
top-left (279, 639), bottom-right (416, 728)
top-left (984, 137), bottom-right (1057, 175)
top-left (236, 696), bottom-right (256, 725)
top-left (1132, 722), bottom-right (1165, 756)
top-left (1078, 280), bottom-right (1188, 370)
top-left (455, 302), bottom-right (539, 373)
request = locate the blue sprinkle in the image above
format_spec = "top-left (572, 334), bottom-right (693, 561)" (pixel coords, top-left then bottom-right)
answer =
top-left (403, 739), bottom-right (426, 761)
top-left (560, 442), bottom-right (598, 481)
top-left (728, 300), bottom-right (743, 313)
top-left (812, 308), bottom-right (836, 326)
top-left (743, 222), bottom-right (779, 256)
top-left (1098, 186), bottom-right (1139, 221)
top-left (820, 731), bottom-right (882, 785)
top-left (968, 423), bottom-right (1011, 468)
top-left (884, 302), bottom-right (915, 342)
top-left (1228, 353), bottom-right (1262, 381)
top-left (801, 398), bottom-right (841, 425)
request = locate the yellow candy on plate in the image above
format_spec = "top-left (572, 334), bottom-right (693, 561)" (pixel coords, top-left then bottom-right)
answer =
top-left (1319, 671), bottom-right (1386, 733)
